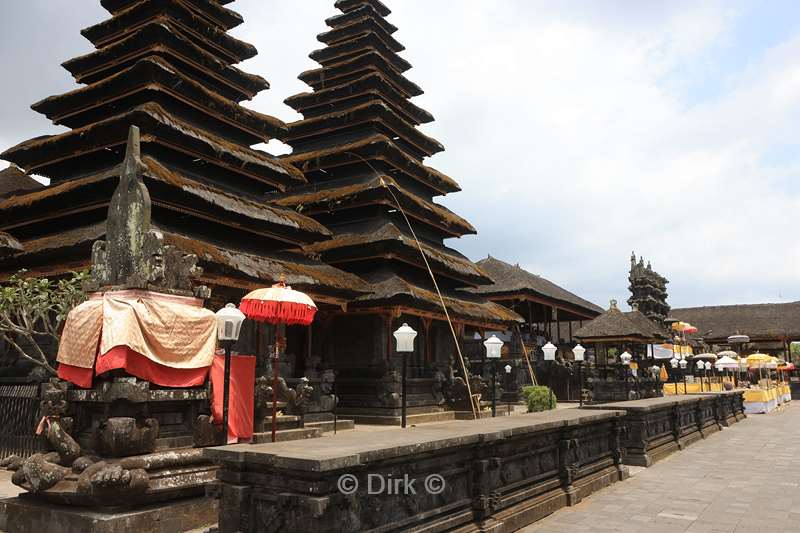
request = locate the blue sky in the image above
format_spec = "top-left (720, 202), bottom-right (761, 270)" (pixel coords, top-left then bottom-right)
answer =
top-left (0, 1), bottom-right (798, 310)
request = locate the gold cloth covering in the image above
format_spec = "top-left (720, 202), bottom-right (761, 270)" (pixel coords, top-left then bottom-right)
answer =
top-left (57, 290), bottom-right (216, 370)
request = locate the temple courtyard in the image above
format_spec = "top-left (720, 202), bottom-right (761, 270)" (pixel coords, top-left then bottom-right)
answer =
top-left (522, 404), bottom-right (799, 533)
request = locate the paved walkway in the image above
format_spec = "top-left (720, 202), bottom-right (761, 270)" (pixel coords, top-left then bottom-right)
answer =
top-left (522, 403), bottom-right (800, 533)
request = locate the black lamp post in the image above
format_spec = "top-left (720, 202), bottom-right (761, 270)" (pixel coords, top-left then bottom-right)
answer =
top-left (393, 323), bottom-right (417, 428)
top-left (680, 357), bottom-right (688, 392)
top-left (484, 335), bottom-right (503, 417)
top-left (214, 303), bottom-right (245, 445)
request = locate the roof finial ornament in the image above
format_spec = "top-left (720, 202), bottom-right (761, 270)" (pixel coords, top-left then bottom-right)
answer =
top-left (84, 125), bottom-right (209, 299)
top-left (610, 299), bottom-right (618, 310)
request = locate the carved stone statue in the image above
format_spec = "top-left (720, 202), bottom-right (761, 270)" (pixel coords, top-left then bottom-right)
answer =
top-left (83, 126), bottom-right (210, 299)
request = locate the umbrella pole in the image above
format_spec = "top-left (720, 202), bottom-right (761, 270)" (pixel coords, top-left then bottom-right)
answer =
top-left (272, 330), bottom-right (282, 443)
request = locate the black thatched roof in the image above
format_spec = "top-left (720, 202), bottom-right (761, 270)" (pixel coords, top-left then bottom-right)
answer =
top-left (672, 302), bottom-right (800, 342)
top-left (469, 256), bottom-right (603, 316)
top-left (0, 165), bottom-right (43, 198)
top-left (574, 300), bottom-right (666, 341)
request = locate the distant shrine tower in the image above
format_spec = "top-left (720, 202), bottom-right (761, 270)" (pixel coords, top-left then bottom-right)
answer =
top-left (627, 252), bottom-right (670, 326)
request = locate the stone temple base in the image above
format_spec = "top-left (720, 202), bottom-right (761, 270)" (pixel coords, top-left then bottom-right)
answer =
top-left (0, 495), bottom-right (217, 533)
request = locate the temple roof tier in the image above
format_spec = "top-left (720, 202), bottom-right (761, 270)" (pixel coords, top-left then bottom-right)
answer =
top-left (83, 0), bottom-right (257, 64)
top-left (284, 134), bottom-right (459, 196)
top-left (0, 165), bottom-right (43, 198)
top-left (318, 15), bottom-right (405, 53)
top-left (0, 222), bottom-right (368, 304)
top-left (63, 21), bottom-right (267, 101)
top-left (0, 157), bottom-right (331, 246)
top-left (285, 71), bottom-right (432, 125)
top-left (298, 50), bottom-right (422, 98)
top-left (334, 0), bottom-right (392, 18)
top-left (325, 4), bottom-right (398, 35)
top-left (303, 220), bottom-right (492, 287)
top-left (2, 103), bottom-right (305, 192)
top-left (33, 57), bottom-right (286, 144)
top-left (100, 0), bottom-right (243, 31)
top-left (286, 100), bottom-right (444, 159)
top-left (271, 176), bottom-right (475, 238)
top-left (470, 256), bottom-right (603, 319)
top-left (309, 32), bottom-right (411, 73)
top-left (352, 274), bottom-right (523, 329)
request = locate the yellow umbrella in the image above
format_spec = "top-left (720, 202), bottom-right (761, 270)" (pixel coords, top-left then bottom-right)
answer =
top-left (746, 353), bottom-right (772, 368)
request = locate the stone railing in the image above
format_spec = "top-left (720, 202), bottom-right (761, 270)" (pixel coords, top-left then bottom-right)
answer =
top-left (206, 409), bottom-right (629, 532)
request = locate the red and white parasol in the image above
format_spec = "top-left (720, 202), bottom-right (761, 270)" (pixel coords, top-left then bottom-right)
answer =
top-left (239, 279), bottom-right (317, 326)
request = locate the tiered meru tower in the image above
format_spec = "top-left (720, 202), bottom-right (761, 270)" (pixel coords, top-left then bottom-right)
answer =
top-left (273, 0), bottom-right (520, 422)
top-left (0, 0), bottom-right (367, 308)
top-left (627, 252), bottom-right (670, 327)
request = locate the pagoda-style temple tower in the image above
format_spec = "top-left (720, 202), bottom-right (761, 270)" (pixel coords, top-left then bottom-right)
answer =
top-left (627, 252), bottom-right (670, 327)
top-left (272, 0), bottom-right (521, 423)
top-left (0, 0), bottom-right (367, 309)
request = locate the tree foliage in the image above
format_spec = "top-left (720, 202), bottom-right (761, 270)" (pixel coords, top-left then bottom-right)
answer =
top-left (0, 270), bottom-right (88, 374)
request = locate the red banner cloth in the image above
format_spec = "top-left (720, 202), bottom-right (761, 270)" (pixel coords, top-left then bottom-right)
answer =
top-left (210, 353), bottom-right (256, 444)
top-left (95, 346), bottom-right (210, 387)
top-left (57, 363), bottom-right (93, 389)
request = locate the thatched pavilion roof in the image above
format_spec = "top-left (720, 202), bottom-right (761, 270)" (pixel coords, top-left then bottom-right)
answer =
top-left (672, 302), bottom-right (800, 342)
top-left (574, 300), bottom-right (666, 342)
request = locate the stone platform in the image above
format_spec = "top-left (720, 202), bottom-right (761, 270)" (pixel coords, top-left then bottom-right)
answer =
top-left (0, 495), bottom-right (217, 533)
top-left (582, 391), bottom-right (745, 467)
top-left (205, 408), bottom-right (629, 532)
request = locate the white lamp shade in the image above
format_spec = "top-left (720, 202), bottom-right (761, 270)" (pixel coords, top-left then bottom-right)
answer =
top-left (651, 365), bottom-right (660, 374)
top-left (696, 360), bottom-right (705, 370)
top-left (504, 364), bottom-right (512, 374)
top-left (572, 344), bottom-right (586, 362)
top-left (393, 323), bottom-right (417, 353)
top-left (620, 351), bottom-right (632, 365)
top-left (542, 342), bottom-right (557, 361)
top-left (679, 358), bottom-right (688, 369)
top-left (216, 303), bottom-right (246, 342)
top-left (670, 357), bottom-right (679, 368)
top-left (484, 335), bottom-right (504, 359)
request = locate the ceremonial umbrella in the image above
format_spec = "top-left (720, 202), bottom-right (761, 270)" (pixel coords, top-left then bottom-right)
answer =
top-left (240, 278), bottom-right (318, 442)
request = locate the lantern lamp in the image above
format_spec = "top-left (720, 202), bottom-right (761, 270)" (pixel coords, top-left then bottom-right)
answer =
top-left (504, 364), bottom-right (512, 374)
top-left (651, 365), bottom-right (660, 375)
top-left (542, 342), bottom-right (557, 361)
top-left (679, 358), bottom-right (688, 369)
top-left (572, 344), bottom-right (586, 362)
top-left (620, 351), bottom-right (632, 366)
top-left (393, 323), bottom-right (417, 353)
top-left (216, 303), bottom-right (245, 342)
top-left (484, 335), bottom-right (504, 359)
top-left (670, 357), bottom-right (679, 369)
top-left (696, 360), bottom-right (705, 370)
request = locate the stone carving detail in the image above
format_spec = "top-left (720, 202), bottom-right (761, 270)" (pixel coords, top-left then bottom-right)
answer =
top-left (83, 126), bottom-right (210, 299)
top-left (95, 417), bottom-right (159, 457)
top-left (76, 461), bottom-right (149, 502)
top-left (379, 367), bottom-right (401, 408)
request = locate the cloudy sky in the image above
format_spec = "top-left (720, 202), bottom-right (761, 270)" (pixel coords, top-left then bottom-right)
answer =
top-left (1, 0), bottom-right (799, 309)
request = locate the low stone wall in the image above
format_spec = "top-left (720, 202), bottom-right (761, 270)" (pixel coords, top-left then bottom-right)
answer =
top-left (206, 409), bottom-right (629, 533)
top-left (583, 391), bottom-right (745, 467)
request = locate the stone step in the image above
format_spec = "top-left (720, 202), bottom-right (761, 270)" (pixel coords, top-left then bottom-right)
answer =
top-left (251, 427), bottom-right (321, 443)
top-left (348, 410), bottom-right (457, 426)
top-left (305, 419), bottom-right (355, 433)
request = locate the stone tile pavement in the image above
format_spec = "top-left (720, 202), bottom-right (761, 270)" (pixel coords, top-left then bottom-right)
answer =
top-left (522, 403), bottom-right (800, 533)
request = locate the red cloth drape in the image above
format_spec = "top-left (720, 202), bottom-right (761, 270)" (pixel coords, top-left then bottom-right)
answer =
top-left (210, 353), bottom-right (256, 444)
top-left (57, 363), bottom-right (93, 389)
top-left (95, 346), bottom-right (210, 387)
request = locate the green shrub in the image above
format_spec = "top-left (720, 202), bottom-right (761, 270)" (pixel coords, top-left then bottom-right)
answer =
top-left (523, 386), bottom-right (557, 412)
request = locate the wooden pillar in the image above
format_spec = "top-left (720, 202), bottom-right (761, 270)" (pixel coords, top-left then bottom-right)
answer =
top-left (385, 314), bottom-right (394, 363)
top-left (555, 308), bottom-right (561, 346)
top-left (569, 320), bottom-right (573, 343)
